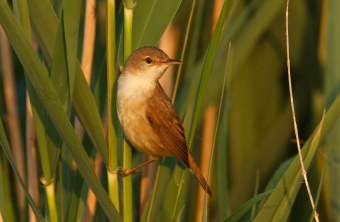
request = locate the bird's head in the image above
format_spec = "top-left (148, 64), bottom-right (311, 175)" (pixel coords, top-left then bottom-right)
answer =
top-left (122, 46), bottom-right (181, 81)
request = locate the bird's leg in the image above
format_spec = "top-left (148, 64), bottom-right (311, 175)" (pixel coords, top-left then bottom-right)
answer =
top-left (119, 157), bottom-right (159, 177)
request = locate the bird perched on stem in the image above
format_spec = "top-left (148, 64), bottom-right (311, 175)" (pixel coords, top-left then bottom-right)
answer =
top-left (116, 46), bottom-right (212, 198)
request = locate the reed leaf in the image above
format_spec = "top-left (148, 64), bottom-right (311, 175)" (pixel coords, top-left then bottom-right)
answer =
top-left (133, 0), bottom-right (182, 49)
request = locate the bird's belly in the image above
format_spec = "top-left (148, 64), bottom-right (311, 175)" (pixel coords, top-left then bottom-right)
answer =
top-left (118, 103), bottom-right (170, 157)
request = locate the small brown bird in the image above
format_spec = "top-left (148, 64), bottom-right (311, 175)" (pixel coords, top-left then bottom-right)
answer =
top-left (116, 46), bottom-right (212, 197)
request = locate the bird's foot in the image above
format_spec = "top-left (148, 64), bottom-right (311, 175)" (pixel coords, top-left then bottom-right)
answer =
top-left (112, 167), bottom-right (139, 177)
top-left (120, 168), bottom-right (140, 177)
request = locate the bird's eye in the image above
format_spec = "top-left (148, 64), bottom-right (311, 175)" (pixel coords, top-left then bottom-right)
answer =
top-left (145, 57), bottom-right (153, 64)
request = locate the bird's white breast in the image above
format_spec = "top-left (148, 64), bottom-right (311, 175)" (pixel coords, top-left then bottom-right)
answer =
top-left (116, 71), bottom-right (162, 155)
top-left (117, 71), bottom-right (157, 104)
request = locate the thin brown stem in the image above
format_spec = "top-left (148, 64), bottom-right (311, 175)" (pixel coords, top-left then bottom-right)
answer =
top-left (75, 0), bottom-right (97, 141)
top-left (159, 24), bottom-right (180, 98)
top-left (84, 154), bottom-right (102, 222)
top-left (78, 0), bottom-right (98, 219)
top-left (285, 1), bottom-right (319, 221)
top-left (0, 27), bottom-right (26, 216)
top-left (26, 95), bottom-right (39, 222)
top-left (195, 105), bottom-right (216, 222)
top-left (81, 0), bottom-right (96, 83)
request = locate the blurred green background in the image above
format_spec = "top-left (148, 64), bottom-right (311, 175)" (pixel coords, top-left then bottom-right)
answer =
top-left (0, 0), bottom-right (339, 221)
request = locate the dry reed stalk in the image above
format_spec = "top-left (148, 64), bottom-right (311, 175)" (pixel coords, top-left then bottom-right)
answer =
top-left (81, 0), bottom-right (97, 83)
top-left (211, 0), bottom-right (224, 33)
top-left (75, 0), bottom-right (100, 219)
top-left (84, 102), bottom-right (108, 221)
top-left (159, 23), bottom-right (180, 98)
top-left (75, 0), bottom-right (97, 141)
top-left (195, 105), bottom-right (216, 222)
top-left (26, 33), bottom-right (41, 222)
top-left (84, 154), bottom-right (103, 222)
top-left (26, 95), bottom-right (39, 222)
top-left (285, 0), bottom-right (319, 221)
top-left (0, 27), bottom-right (26, 217)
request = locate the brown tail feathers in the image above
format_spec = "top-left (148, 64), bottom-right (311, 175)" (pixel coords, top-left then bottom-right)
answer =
top-left (188, 152), bottom-right (212, 198)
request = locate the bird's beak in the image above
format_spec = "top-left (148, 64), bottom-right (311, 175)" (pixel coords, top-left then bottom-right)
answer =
top-left (166, 59), bottom-right (181, 65)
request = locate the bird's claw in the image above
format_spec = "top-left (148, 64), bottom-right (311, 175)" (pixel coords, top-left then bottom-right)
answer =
top-left (112, 167), bottom-right (139, 177)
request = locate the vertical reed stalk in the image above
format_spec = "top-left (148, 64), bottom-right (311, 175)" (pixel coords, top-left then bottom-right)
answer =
top-left (107, 0), bottom-right (120, 213)
top-left (26, 96), bottom-right (39, 222)
top-left (0, 26), bottom-right (26, 219)
top-left (159, 24), bottom-right (180, 97)
top-left (43, 180), bottom-right (58, 222)
top-left (123, 1), bottom-right (135, 221)
top-left (195, 105), bottom-right (216, 221)
top-left (81, 0), bottom-right (96, 84)
top-left (76, 0), bottom-right (97, 140)
top-left (78, 0), bottom-right (102, 219)
top-left (85, 154), bottom-right (103, 221)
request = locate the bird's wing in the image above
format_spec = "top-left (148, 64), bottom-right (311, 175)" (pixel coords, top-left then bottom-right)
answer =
top-left (145, 83), bottom-right (189, 166)
top-left (146, 83), bottom-right (213, 197)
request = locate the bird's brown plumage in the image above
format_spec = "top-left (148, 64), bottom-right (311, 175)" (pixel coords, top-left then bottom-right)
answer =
top-left (146, 83), bottom-right (212, 197)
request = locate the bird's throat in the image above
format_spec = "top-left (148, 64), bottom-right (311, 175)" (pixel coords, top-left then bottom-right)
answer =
top-left (118, 72), bottom-right (157, 103)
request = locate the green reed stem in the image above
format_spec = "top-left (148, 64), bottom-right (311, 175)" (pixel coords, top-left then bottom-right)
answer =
top-left (123, 2), bottom-right (134, 221)
top-left (44, 180), bottom-right (58, 222)
top-left (107, 0), bottom-right (120, 212)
